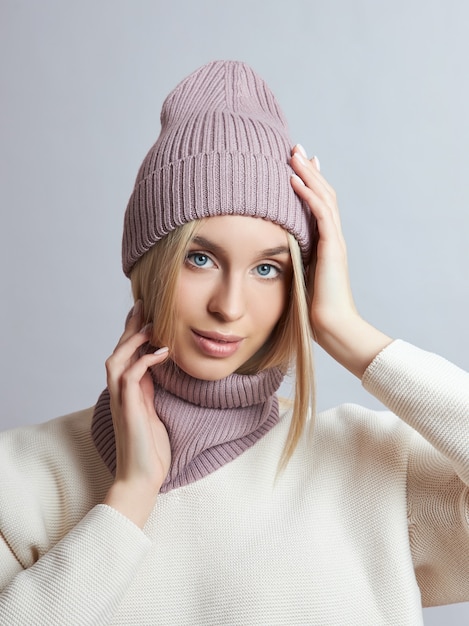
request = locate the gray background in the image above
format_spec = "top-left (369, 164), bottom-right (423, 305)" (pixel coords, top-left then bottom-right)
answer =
top-left (1, 1), bottom-right (468, 623)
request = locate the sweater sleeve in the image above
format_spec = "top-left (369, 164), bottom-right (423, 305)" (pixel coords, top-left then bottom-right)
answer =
top-left (0, 504), bottom-right (151, 625)
top-left (362, 339), bottom-right (469, 607)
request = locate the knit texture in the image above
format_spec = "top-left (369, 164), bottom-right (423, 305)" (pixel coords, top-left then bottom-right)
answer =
top-left (122, 60), bottom-right (314, 276)
top-left (92, 362), bottom-right (284, 492)
top-left (1, 342), bottom-right (469, 624)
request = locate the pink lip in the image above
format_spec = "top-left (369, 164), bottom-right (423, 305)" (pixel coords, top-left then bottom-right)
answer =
top-left (191, 329), bottom-right (244, 358)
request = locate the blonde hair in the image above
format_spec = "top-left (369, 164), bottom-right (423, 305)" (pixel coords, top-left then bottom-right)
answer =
top-left (130, 221), bottom-right (315, 467)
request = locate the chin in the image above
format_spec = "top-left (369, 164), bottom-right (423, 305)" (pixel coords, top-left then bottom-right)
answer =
top-left (171, 355), bottom-right (241, 381)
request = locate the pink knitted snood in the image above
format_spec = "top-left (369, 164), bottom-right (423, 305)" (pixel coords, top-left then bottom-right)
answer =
top-left (92, 361), bottom-right (284, 492)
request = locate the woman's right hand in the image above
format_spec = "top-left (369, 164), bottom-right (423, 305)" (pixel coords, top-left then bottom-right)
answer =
top-left (290, 146), bottom-right (392, 378)
top-left (103, 301), bottom-right (171, 528)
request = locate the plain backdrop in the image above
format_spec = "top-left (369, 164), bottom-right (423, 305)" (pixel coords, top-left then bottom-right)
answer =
top-left (1, 1), bottom-right (468, 623)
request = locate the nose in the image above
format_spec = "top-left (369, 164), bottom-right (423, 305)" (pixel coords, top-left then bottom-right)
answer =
top-left (207, 274), bottom-right (246, 322)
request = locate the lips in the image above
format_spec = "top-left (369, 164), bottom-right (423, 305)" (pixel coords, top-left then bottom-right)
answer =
top-left (191, 329), bottom-right (244, 358)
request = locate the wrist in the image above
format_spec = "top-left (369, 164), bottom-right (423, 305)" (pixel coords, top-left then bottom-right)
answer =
top-left (314, 314), bottom-right (393, 379)
top-left (104, 479), bottom-right (161, 529)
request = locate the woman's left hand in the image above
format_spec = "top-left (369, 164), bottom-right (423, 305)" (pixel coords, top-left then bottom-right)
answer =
top-left (290, 145), bottom-right (392, 378)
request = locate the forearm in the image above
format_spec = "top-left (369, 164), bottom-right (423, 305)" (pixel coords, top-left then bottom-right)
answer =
top-left (315, 312), bottom-right (393, 379)
top-left (0, 505), bottom-right (151, 625)
top-left (362, 340), bottom-right (469, 481)
top-left (104, 481), bottom-right (160, 529)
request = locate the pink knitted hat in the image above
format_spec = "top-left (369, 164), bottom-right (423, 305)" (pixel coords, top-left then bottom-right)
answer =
top-left (122, 60), bottom-right (314, 276)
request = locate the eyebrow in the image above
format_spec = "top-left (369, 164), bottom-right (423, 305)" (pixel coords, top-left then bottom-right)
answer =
top-left (191, 236), bottom-right (290, 258)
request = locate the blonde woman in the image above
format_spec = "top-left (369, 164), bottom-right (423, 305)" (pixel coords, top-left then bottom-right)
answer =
top-left (1, 61), bottom-right (468, 625)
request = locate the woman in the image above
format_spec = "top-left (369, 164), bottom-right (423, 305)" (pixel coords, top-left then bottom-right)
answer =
top-left (0, 60), bottom-right (468, 625)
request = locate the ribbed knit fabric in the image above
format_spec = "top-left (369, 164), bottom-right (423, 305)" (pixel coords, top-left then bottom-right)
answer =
top-left (92, 362), bottom-right (284, 492)
top-left (1, 342), bottom-right (469, 624)
top-left (122, 60), bottom-right (314, 276)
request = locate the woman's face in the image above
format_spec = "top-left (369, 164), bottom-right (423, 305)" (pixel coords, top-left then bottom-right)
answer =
top-left (172, 215), bottom-right (293, 380)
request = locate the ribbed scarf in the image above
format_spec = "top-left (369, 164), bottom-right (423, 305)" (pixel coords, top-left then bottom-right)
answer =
top-left (91, 361), bottom-right (284, 492)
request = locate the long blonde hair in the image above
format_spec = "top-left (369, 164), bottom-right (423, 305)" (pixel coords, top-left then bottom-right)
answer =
top-left (130, 220), bottom-right (315, 467)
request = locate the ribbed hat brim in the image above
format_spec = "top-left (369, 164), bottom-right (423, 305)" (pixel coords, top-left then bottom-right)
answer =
top-left (123, 151), bottom-right (312, 276)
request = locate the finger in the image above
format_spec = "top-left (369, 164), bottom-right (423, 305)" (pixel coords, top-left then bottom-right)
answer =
top-left (109, 348), bottom-right (169, 420)
top-left (290, 152), bottom-right (335, 202)
top-left (290, 154), bottom-right (344, 240)
top-left (291, 145), bottom-right (324, 180)
top-left (110, 324), bottom-right (153, 365)
top-left (141, 369), bottom-right (158, 414)
top-left (291, 158), bottom-right (339, 229)
top-left (291, 143), bottom-right (308, 160)
top-left (290, 175), bottom-right (344, 245)
top-left (121, 350), bottom-right (168, 395)
top-left (291, 143), bottom-right (324, 183)
top-left (119, 349), bottom-right (169, 412)
top-left (116, 300), bottom-right (144, 347)
top-left (291, 146), bottom-right (336, 197)
top-left (105, 325), bottom-right (154, 394)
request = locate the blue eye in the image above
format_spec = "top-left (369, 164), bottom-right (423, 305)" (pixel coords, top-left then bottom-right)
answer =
top-left (187, 253), bottom-right (213, 268)
top-left (256, 264), bottom-right (279, 278)
top-left (193, 254), bottom-right (208, 266)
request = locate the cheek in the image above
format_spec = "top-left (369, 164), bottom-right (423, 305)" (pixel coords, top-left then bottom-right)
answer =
top-left (175, 274), bottom-right (207, 318)
top-left (255, 285), bottom-right (289, 330)
top-left (270, 278), bottom-right (292, 328)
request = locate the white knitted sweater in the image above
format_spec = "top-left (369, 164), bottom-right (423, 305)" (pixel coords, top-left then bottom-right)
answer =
top-left (0, 340), bottom-right (468, 625)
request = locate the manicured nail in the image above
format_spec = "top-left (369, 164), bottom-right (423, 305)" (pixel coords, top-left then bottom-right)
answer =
top-left (291, 174), bottom-right (306, 186)
top-left (139, 323), bottom-right (152, 334)
top-left (293, 152), bottom-right (306, 165)
top-left (296, 144), bottom-right (308, 158)
top-left (154, 346), bottom-right (169, 356)
top-left (313, 156), bottom-right (321, 171)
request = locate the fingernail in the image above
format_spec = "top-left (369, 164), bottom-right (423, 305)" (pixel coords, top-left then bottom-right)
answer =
top-left (293, 152), bottom-right (306, 165)
top-left (140, 323), bottom-right (152, 334)
top-left (132, 300), bottom-right (142, 317)
top-left (313, 156), bottom-right (321, 171)
top-left (296, 144), bottom-right (308, 158)
top-left (291, 174), bottom-right (306, 186)
top-left (154, 347), bottom-right (169, 356)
